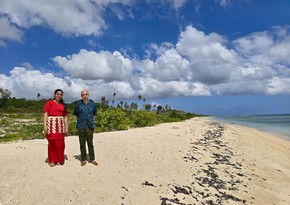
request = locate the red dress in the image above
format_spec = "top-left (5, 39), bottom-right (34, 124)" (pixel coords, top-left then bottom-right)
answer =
top-left (44, 100), bottom-right (68, 164)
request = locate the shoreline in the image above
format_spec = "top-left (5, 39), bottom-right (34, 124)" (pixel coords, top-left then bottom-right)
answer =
top-left (229, 122), bottom-right (290, 142)
top-left (211, 115), bottom-right (290, 140)
top-left (0, 117), bottom-right (289, 204)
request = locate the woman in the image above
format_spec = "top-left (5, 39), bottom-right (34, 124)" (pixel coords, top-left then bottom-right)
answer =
top-left (43, 89), bottom-right (68, 167)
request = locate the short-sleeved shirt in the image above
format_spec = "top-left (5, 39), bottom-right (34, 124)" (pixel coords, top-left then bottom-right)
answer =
top-left (44, 100), bottom-right (68, 116)
top-left (73, 99), bottom-right (97, 129)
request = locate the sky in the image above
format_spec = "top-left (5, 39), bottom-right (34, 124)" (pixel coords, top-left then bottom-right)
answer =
top-left (1, 0), bottom-right (290, 116)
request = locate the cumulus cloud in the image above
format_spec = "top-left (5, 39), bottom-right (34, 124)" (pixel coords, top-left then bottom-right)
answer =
top-left (0, 17), bottom-right (23, 47)
top-left (233, 26), bottom-right (290, 65)
top-left (1, 25), bottom-right (290, 102)
top-left (177, 26), bottom-right (238, 63)
top-left (0, 0), bottom-right (135, 40)
top-left (53, 49), bottom-right (133, 81)
top-left (0, 67), bottom-right (70, 99)
top-left (49, 26), bottom-right (290, 97)
top-left (0, 67), bottom-right (136, 102)
top-left (0, 0), bottom-right (188, 45)
top-left (0, 66), bottom-right (210, 103)
top-left (142, 46), bottom-right (190, 81)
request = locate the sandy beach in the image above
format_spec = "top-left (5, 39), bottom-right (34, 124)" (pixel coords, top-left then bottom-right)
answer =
top-left (0, 117), bottom-right (289, 205)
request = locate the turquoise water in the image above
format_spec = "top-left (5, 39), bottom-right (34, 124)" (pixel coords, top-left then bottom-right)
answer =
top-left (212, 114), bottom-right (290, 139)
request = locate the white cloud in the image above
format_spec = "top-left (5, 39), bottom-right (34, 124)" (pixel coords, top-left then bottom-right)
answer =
top-left (138, 78), bottom-right (210, 98)
top-left (175, 26), bottom-right (239, 84)
top-left (267, 77), bottom-right (290, 95)
top-left (0, 17), bottom-right (23, 47)
top-left (1, 25), bottom-right (290, 102)
top-left (0, 0), bottom-right (192, 47)
top-left (233, 27), bottom-right (290, 65)
top-left (177, 26), bottom-right (238, 63)
top-left (184, 25), bottom-right (290, 96)
top-left (0, 67), bottom-right (68, 99)
top-left (53, 49), bottom-right (133, 81)
top-left (0, 66), bottom-right (210, 103)
top-left (216, 26), bottom-right (290, 96)
top-left (0, 0), bottom-right (134, 39)
top-left (142, 47), bottom-right (190, 81)
top-left (0, 67), bottom-right (133, 102)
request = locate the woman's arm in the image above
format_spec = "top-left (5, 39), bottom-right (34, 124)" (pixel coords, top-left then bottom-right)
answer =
top-left (64, 116), bottom-right (68, 136)
top-left (43, 112), bottom-right (48, 134)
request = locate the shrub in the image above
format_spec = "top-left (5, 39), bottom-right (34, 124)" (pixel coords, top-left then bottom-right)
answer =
top-left (168, 109), bottom-right (196, 120)
top-left (130, 110), bottom-right (157, 127)
top-left (157, 115), bottom-right (181, 123)
top-left (95, 108), bottom-right (130, 132)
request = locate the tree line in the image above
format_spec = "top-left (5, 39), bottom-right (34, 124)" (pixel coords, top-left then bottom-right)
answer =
top-left (0, 87), bottom-right (177, 115)
top-left (0, 87), bottom-right (204, 142)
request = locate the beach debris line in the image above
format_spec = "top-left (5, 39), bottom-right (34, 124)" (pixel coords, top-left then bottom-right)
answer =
top-left (156, 121), bottom-right (250, 204)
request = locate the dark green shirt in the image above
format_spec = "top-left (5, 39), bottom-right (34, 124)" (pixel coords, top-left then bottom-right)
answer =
top-left (73, 99), bottom-right (97, 129)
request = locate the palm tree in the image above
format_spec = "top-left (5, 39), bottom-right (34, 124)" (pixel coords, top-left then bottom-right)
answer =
top-left (165, 104), bottom-right (171, 111)
top-left (142, 97), bottom-right (146, 110)
top-left (156, 105), bottom-right (163, 114)
top-left (117, 100), bottom-right (124, 109)
top-left (124, 102), bottom-right (129, 111)
top-left (100, 96), bottom-right (109, 109)
top-left (0, 87), bottom-right (11, 107)
top-left (138, 95), bottom-right (142, 101)
top-left (138, 95), bottom-right (142, 110)
top-left (112, 92), bottom-right (116, 107)
top-left (130, 102), bottom-right (138, 111)
top-left (119, 101), bottom-right (124, 109)
top-left (144, 104), bottom-right (152, 111)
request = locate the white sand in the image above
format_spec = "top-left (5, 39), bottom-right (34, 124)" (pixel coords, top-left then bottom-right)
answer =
top-left (0, 117), bottom-right (289, 205)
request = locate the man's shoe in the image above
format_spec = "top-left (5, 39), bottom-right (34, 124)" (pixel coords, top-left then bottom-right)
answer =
top-left (92, 160), bottom-right (98, 166)
top-left (81, 161), bottom-right (87, 166)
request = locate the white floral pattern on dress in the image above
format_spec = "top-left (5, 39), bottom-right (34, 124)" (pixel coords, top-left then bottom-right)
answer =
top-left (47, 116), bottom-right (65, 134)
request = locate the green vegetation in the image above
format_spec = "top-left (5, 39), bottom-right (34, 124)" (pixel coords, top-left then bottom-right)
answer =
top-left (96, 108), bottom-right (130, 132)
top-left (0, 88), bottom-right (204, 142)
top-left (0, 124), bottom-right (43, 142)
top-left (129, 110), bottom-right (158, 127)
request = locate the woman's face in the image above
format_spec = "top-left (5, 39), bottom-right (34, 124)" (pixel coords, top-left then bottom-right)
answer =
top-left (54, 91), bottom-right (63, 102)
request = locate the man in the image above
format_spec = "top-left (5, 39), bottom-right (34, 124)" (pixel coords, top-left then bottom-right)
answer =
top-left (73, 90), bottom-right (98, 166)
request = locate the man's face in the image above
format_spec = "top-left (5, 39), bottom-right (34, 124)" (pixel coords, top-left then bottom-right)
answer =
top-left (81, 91), bottom-right (89, 101)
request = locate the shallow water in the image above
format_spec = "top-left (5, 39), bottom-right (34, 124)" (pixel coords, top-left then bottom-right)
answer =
top-left (212, 114), bottom-right (290, 139)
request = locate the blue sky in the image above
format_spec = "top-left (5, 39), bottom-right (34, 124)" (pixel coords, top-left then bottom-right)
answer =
top-left (1, 0), bottom-right (290, 116)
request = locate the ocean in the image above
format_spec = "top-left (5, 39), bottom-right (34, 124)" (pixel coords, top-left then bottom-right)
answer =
top-left (211, 114), bottom-right (290, 139)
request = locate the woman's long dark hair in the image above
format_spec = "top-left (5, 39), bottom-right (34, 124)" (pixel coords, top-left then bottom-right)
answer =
top-left (54, 89), bottom-right (67, 112)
